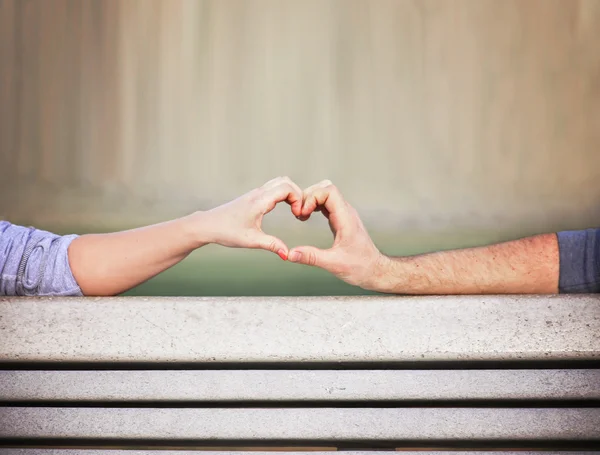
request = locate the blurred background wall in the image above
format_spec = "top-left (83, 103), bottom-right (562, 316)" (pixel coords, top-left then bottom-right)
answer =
top-left (1, 0), bottom-right (599, 295)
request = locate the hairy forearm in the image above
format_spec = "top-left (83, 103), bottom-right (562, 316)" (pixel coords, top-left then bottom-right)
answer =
top-left (68, 213), bottom-right (207, 296)
top-left (369, 233), bottom-right (559, 295)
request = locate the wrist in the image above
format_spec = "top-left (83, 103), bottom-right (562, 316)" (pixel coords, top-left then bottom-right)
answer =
top-left (362, 253), bottom-right (397, 293)
top-left (181, 211), bottom-right (214, 249)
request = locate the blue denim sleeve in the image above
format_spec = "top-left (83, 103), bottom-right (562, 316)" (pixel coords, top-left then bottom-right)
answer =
top-left (557, 228), bottom-right (600, 293)
top-left (0, 221), bottom-right (83, 296)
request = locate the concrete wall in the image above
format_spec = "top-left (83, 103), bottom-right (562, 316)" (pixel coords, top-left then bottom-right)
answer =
top-left (1, 0), bottom-right (599, 236)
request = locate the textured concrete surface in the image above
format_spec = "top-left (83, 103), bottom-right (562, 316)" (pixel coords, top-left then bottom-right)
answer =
top-left (0, 295), bottom-right (599, 363)
top-left (1, 369), bottom-right (599, 402)
top-left (0, 407), bottom-right (599, 440)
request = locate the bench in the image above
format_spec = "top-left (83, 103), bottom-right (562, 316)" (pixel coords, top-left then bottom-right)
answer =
top-left (0, 295), bottom-right (599, 453)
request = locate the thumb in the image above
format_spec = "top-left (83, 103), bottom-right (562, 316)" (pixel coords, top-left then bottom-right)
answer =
top-left (288, 246), bottom-right (333, 269)
top-left (255, 233), bottom-right (289, 260)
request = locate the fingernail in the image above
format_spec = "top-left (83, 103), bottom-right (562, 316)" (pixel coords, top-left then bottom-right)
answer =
top-left (289, 251), bottom-right (301, 262)
top-left (277, 249), bottom-right (288, 261)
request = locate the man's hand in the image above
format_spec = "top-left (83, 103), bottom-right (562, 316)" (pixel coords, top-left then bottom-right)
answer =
top-left (288, 180), bottom-right (387, 289)
top-left (200, 176), bottom-right (303, 259)
top-left (286, 179), bottom-right (561, 295)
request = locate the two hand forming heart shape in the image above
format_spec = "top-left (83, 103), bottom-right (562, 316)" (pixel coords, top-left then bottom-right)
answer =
top-left (201, 176), bottom-right (386, 289)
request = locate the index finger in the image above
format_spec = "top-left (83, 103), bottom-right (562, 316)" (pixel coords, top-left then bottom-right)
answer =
top-left (301, 183), bottom-right (348, 219)
top-left (260, 182), bottom-right (303, 216)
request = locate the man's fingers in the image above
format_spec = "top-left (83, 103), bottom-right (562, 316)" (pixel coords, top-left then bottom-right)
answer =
top-left (288, 246), bottom-right (333, 269)
top-left (260, 182), bottom-right (303, 216)
top-left (297, 206), bottom-right (330, 222)
top-left (301, 183), bottom-right (347, 219)
top-left (253, 233), bottom-right (289, 260)
top-left (299, 179), bottom-right (332, 220)
top-left (284, 179), bottom-right (304, 217)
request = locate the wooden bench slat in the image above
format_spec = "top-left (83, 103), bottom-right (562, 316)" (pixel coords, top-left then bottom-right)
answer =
top-left (1, 296), bottom-right (599, 363)
top-left (1, 369), bottom-right (598, 402)
top-left (1, 408), bottom-right (599, 440)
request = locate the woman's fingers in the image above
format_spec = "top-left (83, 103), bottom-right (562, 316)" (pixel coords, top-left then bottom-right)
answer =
top-left (260, 177), bottom-right (303, 217)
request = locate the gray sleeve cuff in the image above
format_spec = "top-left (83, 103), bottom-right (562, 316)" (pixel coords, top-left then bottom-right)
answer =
top-left (23, 232), bottom-right (84, 297)
top-left (557, 228), bottom-right (600, 293)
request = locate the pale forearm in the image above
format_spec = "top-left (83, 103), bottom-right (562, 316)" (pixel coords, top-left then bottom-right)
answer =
top-left (68, 213), bottom-right (207, 296)
top-left (369, 233), bottom-right (559, 295)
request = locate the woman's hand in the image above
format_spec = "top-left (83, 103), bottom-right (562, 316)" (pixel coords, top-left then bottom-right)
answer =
top-left (197, 176), bottom-right (303, 259)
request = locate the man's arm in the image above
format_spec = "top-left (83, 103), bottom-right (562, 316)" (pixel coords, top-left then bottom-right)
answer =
top-left (1, 177), bottom-right (302, 297)
top-left (368, 234), bottom-right (559, 294)
top-left (288, 180), bottom-right (599, 294)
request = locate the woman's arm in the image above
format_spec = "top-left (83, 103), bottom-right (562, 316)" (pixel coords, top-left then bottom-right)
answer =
top-left (1, 177), bottom-right (302, 297)
top-left (67, 214), bottom-right (207, 296)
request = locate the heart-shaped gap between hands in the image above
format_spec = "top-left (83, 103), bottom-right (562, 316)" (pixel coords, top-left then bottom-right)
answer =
top-left (248, 177), bottom-right (383, 289)
top-left (260, 197), bottom-right (335, 260)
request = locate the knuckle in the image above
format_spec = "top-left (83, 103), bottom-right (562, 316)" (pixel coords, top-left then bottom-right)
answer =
top-left (268, 239), bottom-right (278, 252)
top-left (335, 189), bottom-right (344, 200)
top-left (261, 177), bottom-right (282, 189)
top-left (325, 184), bottom-right (340, 198)
top-left (304, 195), bottom-right (317, 208)
top-left (250, 192), bottom-right (265, 206)
top-left (251, 187), bottom-right (264, 198)
top-left (260, 197), bottom-right (275, 211)
top-left (270, 180), bottom-right (289, 193)
top-left (307, 251), bottom-right (318, 266)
